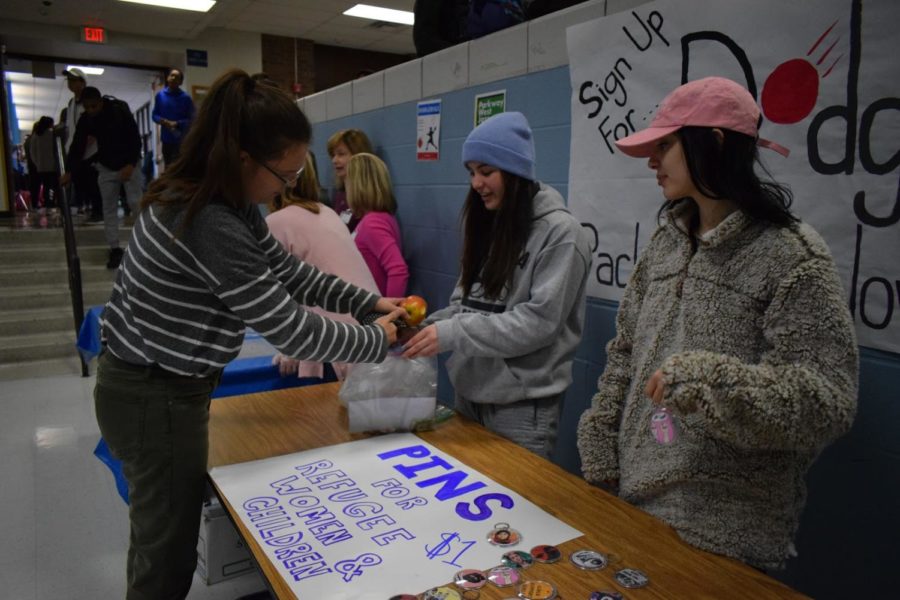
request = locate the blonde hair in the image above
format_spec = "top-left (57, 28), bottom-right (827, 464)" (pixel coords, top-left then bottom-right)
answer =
top-left (270, 153), bottom-right (321, 214)
top-left (345, 153), bottom-right (396, 215)
top-left (326, 129), bottom-right (373, 157)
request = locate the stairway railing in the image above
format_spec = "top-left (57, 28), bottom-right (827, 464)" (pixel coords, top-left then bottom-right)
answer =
top-left (55, 135), bottom-right (88, 376)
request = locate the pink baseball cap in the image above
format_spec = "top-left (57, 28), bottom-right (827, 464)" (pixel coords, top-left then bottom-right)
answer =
top-left (615, 76), bottom-right (789, 158)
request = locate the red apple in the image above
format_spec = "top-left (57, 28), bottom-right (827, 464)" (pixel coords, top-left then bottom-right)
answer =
top-left (400, 295), bottom-right (427, 326)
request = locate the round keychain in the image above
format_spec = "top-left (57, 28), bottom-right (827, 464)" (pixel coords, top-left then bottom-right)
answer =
top-left (487, 522), bottom-right (521, 546)
top-left (650, 406), bottom-right (679, 444)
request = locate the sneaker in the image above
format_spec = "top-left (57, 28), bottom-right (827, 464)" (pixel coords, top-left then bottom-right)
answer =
top-left (107, 247), bottom-right (124, 269)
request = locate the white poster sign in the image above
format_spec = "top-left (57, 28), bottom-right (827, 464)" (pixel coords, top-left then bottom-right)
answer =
top-left (417, 99), bottom-right (441, 161)
top-left (210, 434), bottom-right (581, 599)
top-left (567, 0), bottom-right (900, 353)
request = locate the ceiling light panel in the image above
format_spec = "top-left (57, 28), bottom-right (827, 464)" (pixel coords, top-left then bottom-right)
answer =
top-left (343, 4), bottom-right (414, 26)
top-left (118, 0), bottom-right (216, 13)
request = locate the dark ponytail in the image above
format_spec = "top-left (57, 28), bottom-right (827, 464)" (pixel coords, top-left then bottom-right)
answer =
top-left (662, 126), bottom-right (798, 227)
top-left (460, 172), bottom-right (537, 299)
top-left (142, 69), bottom-right (312, 230)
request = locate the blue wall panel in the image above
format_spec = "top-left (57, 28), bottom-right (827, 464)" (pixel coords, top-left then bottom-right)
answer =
top-left (308, 65), bottom-right (900, 599)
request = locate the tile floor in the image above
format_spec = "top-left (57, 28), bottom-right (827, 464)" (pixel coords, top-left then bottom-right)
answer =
top-left (0, 370), bottom-right (268, 599)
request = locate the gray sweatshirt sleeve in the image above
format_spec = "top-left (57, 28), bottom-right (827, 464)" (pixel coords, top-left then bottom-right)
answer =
top-left (660, 256), bottom-right (859, 452)
top-left (423, 283), bottom-right (463, 324)
top-left (434, 240), bottom-right (589, 357)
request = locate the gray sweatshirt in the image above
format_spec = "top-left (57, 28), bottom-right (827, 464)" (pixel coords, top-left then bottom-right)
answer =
top-left (577, 202), bottom-right (858, 569)
top-left (428, 184), bottom-right (592, 404)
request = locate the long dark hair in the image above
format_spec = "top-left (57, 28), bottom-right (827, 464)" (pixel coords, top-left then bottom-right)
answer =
top-left (460, 171), bottom-right (537, 299)
top-left (661, 126), bottom-right (798, 227)
top-left (142, 69), bottom-right (312, 230)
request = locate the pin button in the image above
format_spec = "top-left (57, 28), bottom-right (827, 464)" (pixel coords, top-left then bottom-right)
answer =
top-left (454, 569), bottom-right (487, 590)
top-left (501, 550), bottom-right (534, 569)
top-left (487, 565), bottom-right (520, 587)
top-left (423, 585), bottom-right (462, 600)
top-left (517, 579), bottom-right (557, 600)
top-left (614, 568), bottom-right (649, 589)
top-left (569, 549), bottom-right (608, 570)
top-left (530, 544), bottom-right (561, 564)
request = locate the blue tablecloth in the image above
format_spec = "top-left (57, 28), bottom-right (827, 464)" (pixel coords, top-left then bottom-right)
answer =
top-left (76, 306), bottom-right (105, 365)
top-left (76, 305), bottom-right (332, 395)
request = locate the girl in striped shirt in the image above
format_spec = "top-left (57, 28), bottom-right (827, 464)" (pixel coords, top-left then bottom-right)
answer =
top-left (94, 69), bottom-right (406, 600)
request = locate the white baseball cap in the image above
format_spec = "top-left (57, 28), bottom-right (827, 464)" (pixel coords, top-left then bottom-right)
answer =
top-left (62, 67), bottom-right (87, 81)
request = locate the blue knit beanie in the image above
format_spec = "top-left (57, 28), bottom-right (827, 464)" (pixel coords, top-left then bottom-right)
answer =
top-left (462, 111), bottom-right (535, 181)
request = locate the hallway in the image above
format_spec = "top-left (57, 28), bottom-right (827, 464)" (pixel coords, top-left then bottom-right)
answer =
top-left (0, 370), bottom-right (268, 599)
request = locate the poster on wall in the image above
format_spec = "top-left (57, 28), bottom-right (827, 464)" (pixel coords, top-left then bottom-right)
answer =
top-left (417, 99), bottom-right (442, 161)
top-left (567, 0), bottom-right (900, 354)
top-left (474, 89), bottom-right (507, 126)
top-left (210, 434), bottom-right (581, 599)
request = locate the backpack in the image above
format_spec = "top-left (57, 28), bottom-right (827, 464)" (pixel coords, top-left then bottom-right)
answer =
top-left (468, 0), bottom-right (525, 39)
top-left (104, 95), bottom-right (132, 119)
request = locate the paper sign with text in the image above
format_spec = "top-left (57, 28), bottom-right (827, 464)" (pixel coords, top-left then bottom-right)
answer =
top-left (567, 0), bottom-right (900, 353)
top-left (474, 89), bottom-right (507, 126)
top-left (417, 100), bottom-right (442, 161)
top-left (210, 434), bottom-right (582, 599)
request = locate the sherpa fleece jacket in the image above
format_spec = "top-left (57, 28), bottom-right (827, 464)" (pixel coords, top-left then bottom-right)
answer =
top-left (427, 183), bottom-right (592, 403)
top-left (577, 202), bottom-right (858, 569)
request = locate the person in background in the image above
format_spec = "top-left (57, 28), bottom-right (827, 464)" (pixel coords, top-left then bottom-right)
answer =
top-left (27, 116), bottom-right (59, 212)
top-left (467, 0), bottom-right (526, 39)
top-left (403, 112), bottom-right (591, 460)
top-left (59, 67), bottom-right (102, 220)
top-left (93, 69), bottom-right (407, 600)
top-left (152, 67), bottom-right (195, 168)
top-left (326, 128), bottom-right (374, 232)
top-left (526, 0), bottom-right (587, 20)
top-left (345, 153), bottom-right (409, 298)
top-left (576, 77), bottom-right (858, 570)
top-left (62, 87), bottom-right (143, 269)
top-left (266, 154), bottom-right (380, 380)
top-left (413, 0), bottom-right (470, 56)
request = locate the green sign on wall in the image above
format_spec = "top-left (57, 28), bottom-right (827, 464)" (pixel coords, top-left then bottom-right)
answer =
top-left (474, 89), bottom-right (506, 126)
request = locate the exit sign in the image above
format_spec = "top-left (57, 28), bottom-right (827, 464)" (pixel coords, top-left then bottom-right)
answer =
top-left (81, 27), bottom-right (107, 44)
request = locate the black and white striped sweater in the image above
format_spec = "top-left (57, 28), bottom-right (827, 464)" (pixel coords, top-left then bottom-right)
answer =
top-left (101, 200), bottom-right (387, 377)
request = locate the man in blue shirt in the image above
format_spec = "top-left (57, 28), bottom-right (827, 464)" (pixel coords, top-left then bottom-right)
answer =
top-left (152, 68), bottom-right (194, 167)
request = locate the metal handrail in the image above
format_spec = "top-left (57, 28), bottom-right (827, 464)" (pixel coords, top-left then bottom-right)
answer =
top-left (54, 134), bottom-right (88, 377)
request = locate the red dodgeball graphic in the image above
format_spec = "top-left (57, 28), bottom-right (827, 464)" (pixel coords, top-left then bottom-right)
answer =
top-left (761, 20), bottom-right (843, 125)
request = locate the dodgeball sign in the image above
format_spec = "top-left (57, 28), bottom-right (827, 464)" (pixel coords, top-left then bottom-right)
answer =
top-left (567, 0), bottom-right (900, 353)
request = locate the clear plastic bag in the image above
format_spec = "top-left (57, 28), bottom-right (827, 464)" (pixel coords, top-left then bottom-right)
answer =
top-left (339, 353), bottom-right (438, 433)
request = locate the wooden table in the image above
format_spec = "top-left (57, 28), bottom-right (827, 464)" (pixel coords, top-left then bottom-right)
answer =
top-left (208, 383), bottom-right (805, 599)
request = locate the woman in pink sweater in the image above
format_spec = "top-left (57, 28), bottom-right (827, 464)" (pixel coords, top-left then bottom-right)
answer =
top-left (265, 154), bottom-right (379, 379)
top-left (345, 153), bottom-right (409, 297)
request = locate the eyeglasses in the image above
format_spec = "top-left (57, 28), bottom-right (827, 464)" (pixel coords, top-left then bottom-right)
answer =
top-left (254, 157), bottom-right (305, 187)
